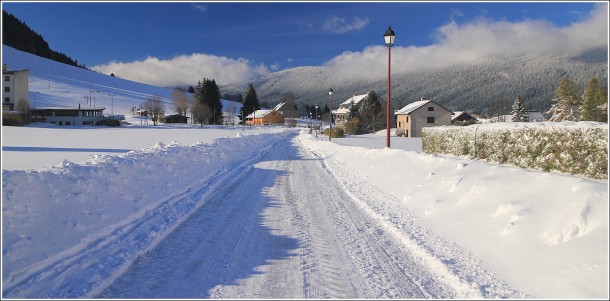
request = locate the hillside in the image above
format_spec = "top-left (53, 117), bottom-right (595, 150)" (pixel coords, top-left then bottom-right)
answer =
top-left (2, 45), bottom-right (241, 117)
top-left (221, 46), bottom-right (608, 116)
top-left (2, 10), bottom-right (85, 69)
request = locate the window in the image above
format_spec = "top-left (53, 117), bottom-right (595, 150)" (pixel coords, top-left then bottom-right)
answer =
top-left (4, 76), bottom-right (10, 81)
top-left (406, 116), bottom-right (409, 122)
top-left (428, 106), bottom-right (434, 111)
top-left (4, 97), bottom-right (9, 103)
top-left (427, 117), bottom-right (435, 123)
top-left (398, 121), bottom-right (401, 127)
top-left (4, 87), bottom-right (9, 92)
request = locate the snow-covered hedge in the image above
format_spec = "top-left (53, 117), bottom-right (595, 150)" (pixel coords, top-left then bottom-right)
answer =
top-left (422, 122), bottom-right (608, 180)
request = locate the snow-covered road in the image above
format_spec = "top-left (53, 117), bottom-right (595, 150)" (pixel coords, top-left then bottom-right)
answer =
top-left (94, 135), bottom-right (522, 298)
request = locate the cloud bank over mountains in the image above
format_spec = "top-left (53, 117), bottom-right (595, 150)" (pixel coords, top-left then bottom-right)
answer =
top-left (92, 3), bottom-right (607, 88)
top-left (324, 3), bottom-right (608, 79)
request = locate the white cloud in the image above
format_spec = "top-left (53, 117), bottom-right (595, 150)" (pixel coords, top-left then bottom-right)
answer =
top-left (324, 3), bottom-right (608, 79)
top-left (323, 16), bottom-right (369, 33)
top-left (91, 53), bottom-right (270, 87)
top-left (192, 4), bottom-right (208, 13)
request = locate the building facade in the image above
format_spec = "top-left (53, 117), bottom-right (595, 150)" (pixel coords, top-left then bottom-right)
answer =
top-left (335, 93), bottom-right (368, 127)
top-left (395, 97), bottom-right (453, 137)
top-left (245, 109), bottom-right (285, 125)
top-left (31, 107), bottom-right (105, 126)
top-left (2, 64), bottom-right (29, 111)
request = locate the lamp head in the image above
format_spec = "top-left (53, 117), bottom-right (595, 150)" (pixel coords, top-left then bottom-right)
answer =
top-left (383, 26), bottom-right (396, 47)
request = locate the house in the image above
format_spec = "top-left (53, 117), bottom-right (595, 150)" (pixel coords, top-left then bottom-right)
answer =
top-left (2, 64), bottom-right (29, 111)
top-left (245, 109), bottom-right (285, 125)
top-left (164, 114), bottom-right (188, 124)
top-left (273, 101), bottom-right (300, 119)
top-left (525, 110), bottom-right (545, 122)
top-left (30, 106), bottom-right (105, 126)
top-left (451, 111), bottom-right (479, 125)
top-left (135, 109), bottom-right (149, 116)
top-left (394, 97), bottom-right (453, 137)
top-left (335, 93), bottom-right (368, 127)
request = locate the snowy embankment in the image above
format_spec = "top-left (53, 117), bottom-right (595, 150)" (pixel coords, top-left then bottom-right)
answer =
top-left (298, 132), bottom-right (608, 299)
top-left (2, 129), bottom-right (294, 298)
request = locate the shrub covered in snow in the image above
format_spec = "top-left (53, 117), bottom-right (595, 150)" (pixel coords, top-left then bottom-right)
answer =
top-left (422, 122), bottom-right (608, 180)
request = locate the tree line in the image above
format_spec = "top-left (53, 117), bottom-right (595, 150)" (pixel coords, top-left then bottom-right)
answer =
top-left (511, 76), bottom-right (608, 123)
top-left (2, 10), bottom-right (87, 69)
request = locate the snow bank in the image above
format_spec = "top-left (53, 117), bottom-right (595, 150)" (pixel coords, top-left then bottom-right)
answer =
top-left (2, 129), bottom-right (294, 298)
top-left (299, 131), bottom-right (608, 299)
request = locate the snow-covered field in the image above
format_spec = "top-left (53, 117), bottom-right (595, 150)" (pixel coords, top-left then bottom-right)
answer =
top-left (2, 45), bottom-right (608, 299)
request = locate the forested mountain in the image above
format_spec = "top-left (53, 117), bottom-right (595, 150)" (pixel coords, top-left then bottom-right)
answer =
top-left (2, 10), bottom-right (86, 69)
top-left (221, 46), bottom-right (607, 116)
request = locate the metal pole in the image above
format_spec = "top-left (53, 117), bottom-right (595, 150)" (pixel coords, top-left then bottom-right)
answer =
top-left (386, 45), bottom-right (391, 148)
top-left (329, 93), bottom-right (332, 141)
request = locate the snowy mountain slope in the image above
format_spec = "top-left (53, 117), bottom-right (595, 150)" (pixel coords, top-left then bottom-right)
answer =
top-left (2, 45), bottom-right (242, 116)
top-left (221, 46), bottom-right (608, 114)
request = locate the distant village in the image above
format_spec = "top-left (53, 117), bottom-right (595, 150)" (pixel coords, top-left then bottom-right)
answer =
top-left (0, 63), bottom-right (591, 137)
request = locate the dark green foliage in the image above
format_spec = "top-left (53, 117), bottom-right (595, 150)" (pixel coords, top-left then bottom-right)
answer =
top-left (581, 77), bottom-right (608, 122)
top-left (242, 83), bottom-right (260, 118)
top-left (359, 90), bottom-right (384, 133)
top-left (3, 10), bottom-right (86, 69)
top-left (194, 78), bottom-right (223, 124)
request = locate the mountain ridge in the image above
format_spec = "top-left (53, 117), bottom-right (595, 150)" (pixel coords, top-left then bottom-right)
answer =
top-left (221, 46), bottom-right (608, 116)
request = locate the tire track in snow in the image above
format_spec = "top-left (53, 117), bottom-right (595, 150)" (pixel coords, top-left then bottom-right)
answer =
top-left (299, 135), bottom-right (527, 299)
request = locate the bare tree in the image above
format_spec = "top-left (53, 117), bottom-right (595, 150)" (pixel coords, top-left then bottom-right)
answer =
top-left (192, 101), bottom-right (211, 127)
top-left (172, 87), bottom-right (189, 116)
top-left (142, 95), bottom-right (165, 126)
top-left (16, 97), bottom-right (31, 123)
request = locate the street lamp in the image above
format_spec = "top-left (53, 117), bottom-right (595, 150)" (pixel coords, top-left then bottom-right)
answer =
top-left (315, 104), bottom-right (319, 138)
top-left (328, 88), bottom-right (333, 141)
top-left (384, 26), bottom-right (396, 148)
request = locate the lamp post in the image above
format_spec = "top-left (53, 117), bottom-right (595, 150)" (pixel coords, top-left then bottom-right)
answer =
top-left (328, 88), bottom-right (333, 141)
top-left (315, 104), bottom-right (319, 138)
top-left (384, 26), bottom-right (395, 148)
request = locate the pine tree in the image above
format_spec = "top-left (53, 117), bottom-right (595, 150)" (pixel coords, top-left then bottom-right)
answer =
top-left (242, 83), bottom-right (260, 119)
top-left (194, 78), bottom-right (223, 124)
top-left (360, 90), bottom-right (384, 133)
top-left (581, 77), bottom-right (608, 122)
top-left (547, 77), bottom-right (582, 121)
top-left (511, 95), bottom-right (528, 122)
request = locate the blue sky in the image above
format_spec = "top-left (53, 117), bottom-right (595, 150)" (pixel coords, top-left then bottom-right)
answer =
top-left (2, 1), bottom-right (607, 87)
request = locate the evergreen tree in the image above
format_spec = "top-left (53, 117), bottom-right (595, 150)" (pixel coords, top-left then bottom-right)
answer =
top-left (242, 83), bottom-right (260, 118)
top-left (547, 77), bottom-right (583, 121)
top-left (581, 77), bottom-right (607, 122)
top-left (194, 78), bottom-right (222, 124)
top-left (511, 95), bottom-right (528, 122)
top-left (360, 90), bottom-right (384, 133)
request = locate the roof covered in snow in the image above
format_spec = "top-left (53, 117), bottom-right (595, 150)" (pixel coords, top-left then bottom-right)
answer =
top-left (245, 109), bottom-right (279, 119)
top-left (336, 94), bottom-right (368, 114)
